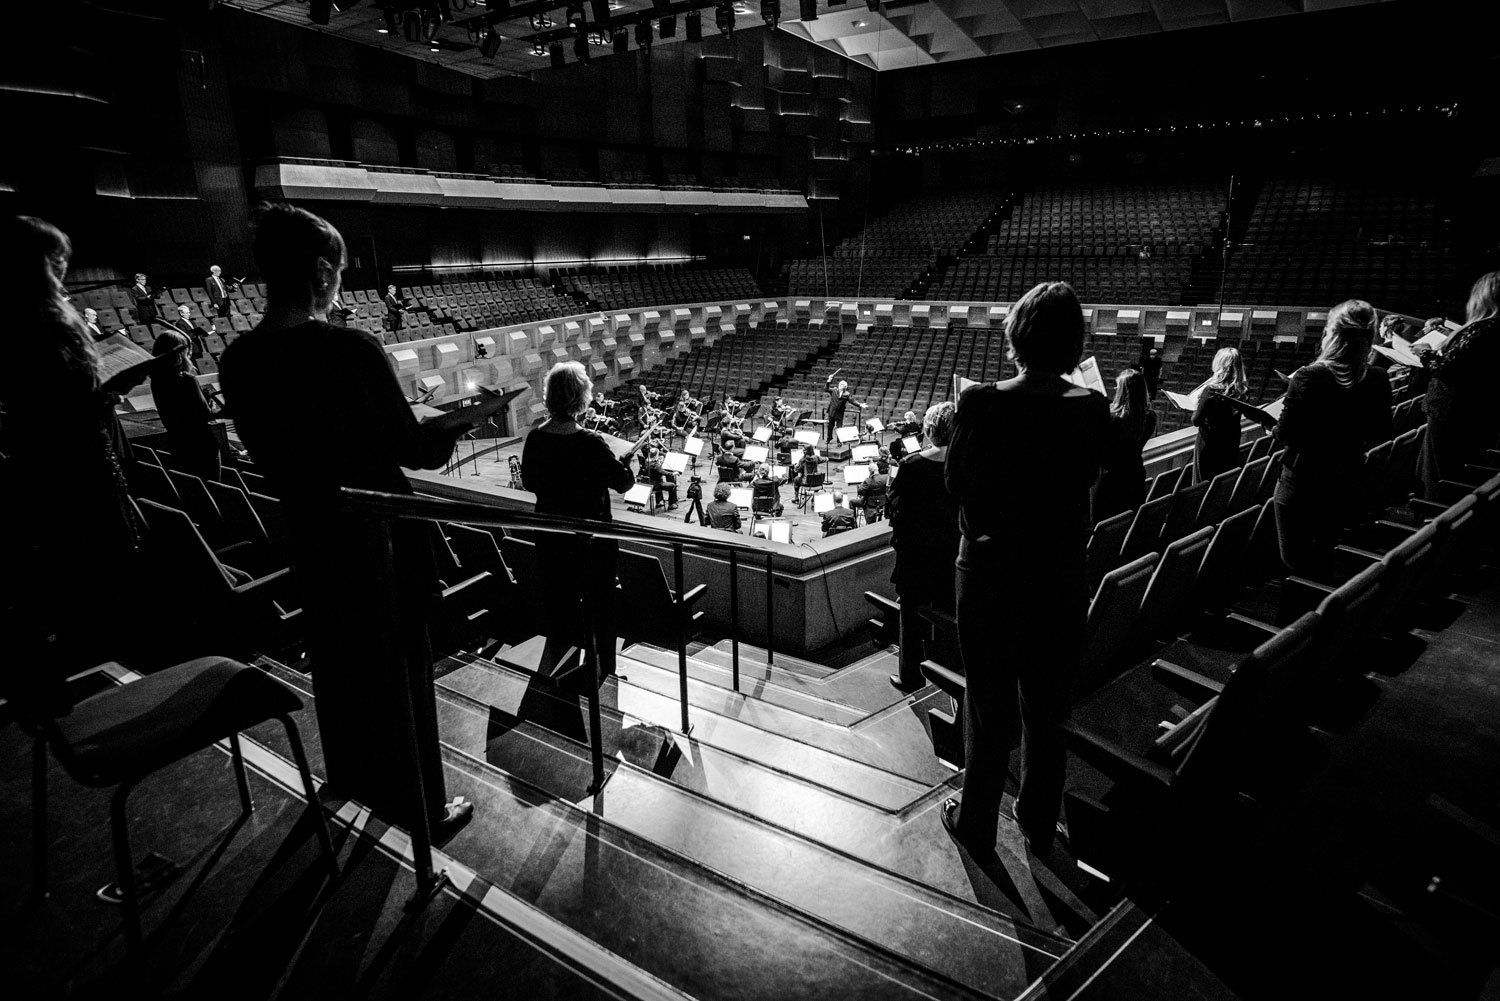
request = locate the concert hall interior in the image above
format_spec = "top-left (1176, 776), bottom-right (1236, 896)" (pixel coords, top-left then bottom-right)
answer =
top-left (6, 0), bottom-right (1500, 998)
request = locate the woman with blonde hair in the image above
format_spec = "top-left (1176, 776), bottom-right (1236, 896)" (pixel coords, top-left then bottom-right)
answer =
top-left (1271, 299), bottom-right (1393, 573)
top-left (1095, 368), bottom-right (1156, 519)
top-left (1191, 345), bottom-right (1247, 483)
top-left (1415, 271), bottom-right (1500, 498)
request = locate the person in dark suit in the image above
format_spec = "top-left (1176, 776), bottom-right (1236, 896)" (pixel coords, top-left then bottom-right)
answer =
top-left (129, 273), bottom-right (158, 324)
top-left (943, 280), bottom-right (1107, 857)
top-left (716, 446), bottom-right (748, 483)
top-left (826, 376), bottom-right (864, 429)
top-left (82, 307), bottom-right (106, 341)
top-left (1095, 368), bottom-right (1156, 520)
top-left (705, 482), bottom-right (742, 532)
top-left (220, 203), bottom-right (473, 844)
top-left (384, 284), bottom-right (406, 331)
top-left (820, 492), bottom-right (856, 535)
top-left (885, 401), bottom-right (959, 690)
top-left (161, 303), bottom-right (208, 361)
top-left (1273, 299), bottom-right (1393, 574)
top-left (1191, 346), bottom-right (1247, 483)
top-left (1415, 272), bottom-right (1500, 499)
top-left (854, 459), bottom-right (890, 522)
top-left (205, 265), bottom-right (232, 318)
top-left (750, 464), bottom-right (786, 517)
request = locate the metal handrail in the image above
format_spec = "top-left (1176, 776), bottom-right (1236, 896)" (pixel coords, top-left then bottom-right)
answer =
top-left (341, 485), bottom-right (783, 787)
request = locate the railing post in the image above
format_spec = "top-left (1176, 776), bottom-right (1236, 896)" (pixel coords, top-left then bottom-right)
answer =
top-left (764, 552), bottom-right (775, 668)
top-left (673, 543), bottom-right (690, 734)
top-left (579, 532), bottom-right (606, 794)
top-left (729, 549), bottom-right (740, 693)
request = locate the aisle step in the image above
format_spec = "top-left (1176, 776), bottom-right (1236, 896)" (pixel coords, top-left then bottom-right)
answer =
top-left (626, 643), bottom-right (898, 719)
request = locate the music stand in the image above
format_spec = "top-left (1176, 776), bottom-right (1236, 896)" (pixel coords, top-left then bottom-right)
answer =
top-left (865, 417), bottom-right (885, 434)
top-left (844, 463), bottom-right (872, 485)
top-left (728, 487), bottom-right (753, 510)
top-left (769, 463), bottom-right (789, 481)
top-left (623, 483), bottom-right (653, 512)
top-left (752, 519), bottom-right (792, 544)
top-left (683, 435), bottom-right (704, 457)
top-left (813, 492), bottom-right (835, 514)
top-left (834, 426), bottom-right (858, 444)
top-left (663, 451), bottom-right (690, 475)
top-left (902, 434), bottom-right (921, 453)
top-left (744, 443), bottom-right (769, 465)
top-left (794, 428), bottom-right (820, 446)
top-left (851, 443), bottom-right (880, 463)
top-left (752, 425), bottom-right (772, 443)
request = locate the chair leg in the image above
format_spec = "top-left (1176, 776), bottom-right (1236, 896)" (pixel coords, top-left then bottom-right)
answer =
top-left (280, 716), bottom-right (339, 877)
top-left (228, 732), bottom-right (254, 816)
top-left (32, 735), bottom-right (47, 901)
top-left (110, 783), bottom-right (147, 989)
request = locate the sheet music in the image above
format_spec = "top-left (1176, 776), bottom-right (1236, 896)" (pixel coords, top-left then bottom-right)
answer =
top-left (768, 521), bottom-right (792, 544)
top-left (1414, 329), bottom-right (1451, 351)
top-left (865, 418), bottom-right (885, 433)
top-left (623, 483), bottom-right (653, 506)
top-left (789, 448), bottom-right (805, 466)
top-left (902, 435), bottom-right (920, 453)
top-left (683, 435), bottom-right (704, 457)
top-left (729, 487), bottom-right (753, 509)
top-left (95, 333), bottom-right (154, 385)
top-left (851, 443), bottom-right (880, 462)
top-left (813, 493), bottom-right (835, 513)
top-left (662, 451), bottom-right (689, 474)
top-left (1163, 389), bottom-right (1202, 412)
top-left (1373, 343), bottom-right (1422, 368)
top-left (844, 464), bottom-right (872, 485)
top-left (752, 426), bottom-right (772, 442)
top-left (1064, 356), bottom-right (1107, 395)
top-left (770, 463), bottom-right (789, 480)
top-left (794, 428), bottom-right (820, 445)
top-left (744, 444), bottom-right (769, 464)
top-left (834, 426), bottom-right (858, 443)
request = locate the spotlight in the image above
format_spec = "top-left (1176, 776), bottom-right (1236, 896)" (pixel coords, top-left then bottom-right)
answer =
top-left (761, 0), bottom-right (780, 30)
top-left (480, 28), bottom-right (502, 58)
top-left (658, 14), bottom-right (676, 37)
top-left (716, 1), bottom-right (734, 34)
top-left (381, 8), bottom-right (398, 32)
top-left (613, 28), bottom-right (628, 52)
top-left (550, 41), bottom-right (565, 67)
top-left (310, 0), bottom-right (332, 24)
top-left (635, 19), bottom-right (653, 49)
top-left (567, 3), bottom-right (586, 28)
top-left (799, 0), bottom-right (817, 20)
top-left (685, 9), bottom-right (701, 41)
top-left (403, 10), bottom-right (421, 41)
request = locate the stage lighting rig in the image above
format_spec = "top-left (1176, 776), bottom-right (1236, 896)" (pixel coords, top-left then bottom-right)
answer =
top-left (715, 1), bottom-right (734, 35)
top-left (635, 19), bottom-right (653, 50)
top-left (550, 41), bottom-right (565, 66)
top-left (685, 9), bottom-right (701, 41)
top-left (659, 14), bottom-right (676, 38)
top-left (613, 28), bottom-right (629, 52)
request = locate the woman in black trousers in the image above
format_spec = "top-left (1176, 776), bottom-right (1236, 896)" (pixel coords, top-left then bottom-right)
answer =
top-left (1192, 346), bottom-right (1247, 483)
top-left (1415, 272), bottom-right (1500, 498)
top-left (943, 281), bottom-right (1107, 855)
top-left (1095, 367), bottom-right (1156, 520)
top-left (1273, 300), bottom-right (1392, 575)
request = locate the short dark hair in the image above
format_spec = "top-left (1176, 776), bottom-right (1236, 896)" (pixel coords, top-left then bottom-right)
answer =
top-left (250, 202), bottom-right (345, 291)
top-left (713, 482), bottom-right (731, 502)
top-left (1006, 281), bottom-right (1085, 376)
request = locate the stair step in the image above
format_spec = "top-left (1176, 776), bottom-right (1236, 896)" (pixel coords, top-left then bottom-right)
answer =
top-left (250, 658), bottom-right (1069, 1000)
top-left (628, 642), bottom-right (904, 717)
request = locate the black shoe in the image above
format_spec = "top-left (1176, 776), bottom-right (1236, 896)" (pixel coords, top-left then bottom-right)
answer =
top-left (940, 798), bottom-right (994, 856)
top-left (431, 797), bottom-right (473, 849)
top-left (888, 674), bottom-right (921, 693)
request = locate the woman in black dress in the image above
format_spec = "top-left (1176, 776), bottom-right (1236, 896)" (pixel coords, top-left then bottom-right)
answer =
top-left (1415, 272), bottom-right (1500, 498)
top-left (0, 215), bottom-right (140, 676)
top-left (150, 329), bottom-right (222, 481)
top-left (522, 361), bottom-right (636, 677)
top-left (221, 203), bottom-right (472, 841)
top-left (943, 281), bottom-right (1108, 855)
top-left (1192, 346), bottom-right (1247, 483)
top-left (1272, 299), bottom-right (1392, 574)
top-left (885, 400), bottom-right (959, 691)
top-left (1094, 368), bottom-right (1156, 520)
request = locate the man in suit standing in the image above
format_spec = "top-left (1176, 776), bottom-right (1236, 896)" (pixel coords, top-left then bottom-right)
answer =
top-left (161, 303), bottom-right (208, 361)
top-left (384, 284), bottom-right (406, 331)
top-left (83, 307), bottom-right (107, 341)
top-left (129, 273), bottom-right (158, 324)
top-left (205, 264), bottom-right (232, 318)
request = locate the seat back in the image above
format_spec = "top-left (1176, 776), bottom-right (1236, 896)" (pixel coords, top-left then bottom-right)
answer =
top-left (1076, 552), bottom-right (1159, 696)
top-left (1145, 469), bottom-right (1175, 502)
top-left (1359, 441), bottom-right (1393, 515)
top-left (137, 499), bottom-right (236, 596)
top-left (165, 469), bottom-right (224, 541)
top-left (617, 551), bottom-right (677, 645)
top-left (1226, 456), bottom-right (1269, 515)
top-left (1255, 449), bottom-right (1284, 504)
top-left (499, 534), bottom-right (541, 590)
top-left (1195, 505), bottom-right (1260, 614)
top-left (1246, 433), bottom-right (1273, 463)
top-left (205, 479), bottom-right (269, 546)
top-left (1131, 526), bottom-right (1214, 650)
top-left (1194, 469), bottom-right (1239, 531)
top-left (1160, 480), bottom-right (1209, 545)
top-left (1380, 426), bottom-right (1422, 506)
top-left (1178, 612), bottom-right (1321, 794)
top-left (1086, 510), bottom-right (1133, 594)
top-left (132, 461), bottom-right (181, 508)
top-left (1310, 562), bottom-right (1387, 690)
top-left (1245, 498), bottom-right (1284, 585)
top-left (1120, 494), bottom-right (1173, 561)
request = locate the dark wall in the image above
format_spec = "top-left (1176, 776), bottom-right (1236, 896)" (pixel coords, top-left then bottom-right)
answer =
top-left (0, 4), bottom-right (872, 288)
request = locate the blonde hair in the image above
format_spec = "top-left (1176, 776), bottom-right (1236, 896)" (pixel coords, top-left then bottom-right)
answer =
top-left (1465, 271), bottom-right (1500, 325)
top-left (543, 360), bottom-right (593, 419)
top-left (1318, 299), bottom-right (1377, 387)
top-left (922, 400), bottom-right (956, 446)
top-left (1207, 347), bottom-right (1247, 397)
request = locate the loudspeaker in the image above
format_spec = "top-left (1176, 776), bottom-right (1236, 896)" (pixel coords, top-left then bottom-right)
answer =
top-left (658, 14), bottom-right (676, 37)
top-left (685, 10), bottom-right (701, 41)
top-left (479, 29), bottom-right (502, 58)
top-left (402, 10), bottom-right (421, 41)
top-left (309, 0), bottom-right (332, 24)
top-left (550, 42), bottom-right (565, 67)
top-left (799, 0), bottom-right (817, 20)
top-left (613, 29), bottom-right (629, 53)
top-left (590, 0), bottom-right (610, 22)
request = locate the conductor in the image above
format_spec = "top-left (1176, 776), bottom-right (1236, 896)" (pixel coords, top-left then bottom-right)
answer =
top-left (825, 374), bottom-right (864, 429)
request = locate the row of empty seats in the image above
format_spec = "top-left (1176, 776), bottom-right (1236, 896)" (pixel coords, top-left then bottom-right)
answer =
top-left (927, 255), bottom-right (1195, 306)
top-left (557, 264), bottom-right (763, 310)
top-left (628, 321), bottom-right (837, 402)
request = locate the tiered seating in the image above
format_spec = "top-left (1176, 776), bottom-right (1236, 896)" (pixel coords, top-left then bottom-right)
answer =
top-left (785, 255), bottom-right (937, 298)
top-left (395, 277), bottom-right (583, 338)
top-left (557, 263), bottom-right (763, 310)
top-left (1221, 174), bottom-right (1456, 313)
top-left (928, 180), bottom-right (1225, 304)
top-left (784, 188), bottom-right (1001, 298)
top-left (777, 325), bottom-right (1012, 421)
top-left (629, 321), bottom-right (835, 401)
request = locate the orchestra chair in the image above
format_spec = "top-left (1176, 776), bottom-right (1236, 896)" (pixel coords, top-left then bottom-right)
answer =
top-left (796, 471), bottom-right (826, 511)
top-left (20, 646), bottom-right (337, 992)
top-left (617, 551), bottom-right (708, 649)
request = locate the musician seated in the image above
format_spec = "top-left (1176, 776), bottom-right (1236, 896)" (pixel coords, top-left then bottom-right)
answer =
top-left (716, 448), bottom-right (747, 483)
top-left (750, 464), bottom-right (786, 517)
top-left (821, 492), bottom-right (857, 536)
top-left (639, 446), bottom-right (678, 510)
top-left (851, 459), bottom-right (890, 522)
top-left (794, 446), bottom-right (822, 487)
top-left (706, 482), bottom-right (742, 533)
